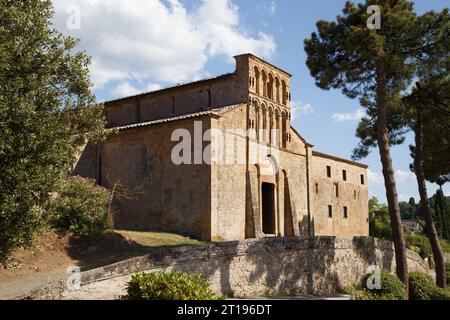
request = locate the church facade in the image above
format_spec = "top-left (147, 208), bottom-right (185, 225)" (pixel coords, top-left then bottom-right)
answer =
top-left (74, 54), bottom-right (369, 241)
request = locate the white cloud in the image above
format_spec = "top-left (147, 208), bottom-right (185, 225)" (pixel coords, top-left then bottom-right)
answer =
top-left (368, 169), bottom-right (383, 185)
top-left (291, 101), bottom-right (314, 120)
top-left (145, 83), bottom-right (163, 92)
top-left (368, 168), bottom-right (415, 186)
top-left (109, 82), bottom-right (140, 98)
top-left (109, 81), bottom-right (163, 99)
top-left (52, 0), bottom-right (276, 89)
top-left (332, 108), bottom-right (365, 123)
top-left (395, 169), bottom-right (415, 183)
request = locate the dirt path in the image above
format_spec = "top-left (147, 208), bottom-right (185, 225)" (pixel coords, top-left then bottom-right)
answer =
top-left (0, 270), bottom-right (68, 300)
top-left (0, 231), bottom-right (202, 300)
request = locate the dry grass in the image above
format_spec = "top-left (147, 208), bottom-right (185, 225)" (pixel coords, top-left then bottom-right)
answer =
top-left (115, 230), bottom-right (203, 247)
top-left (0, 230), bottom-right (204, 299)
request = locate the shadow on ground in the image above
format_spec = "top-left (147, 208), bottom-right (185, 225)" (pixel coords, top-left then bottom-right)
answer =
top-left (65, 231), bottom-right (203, 271)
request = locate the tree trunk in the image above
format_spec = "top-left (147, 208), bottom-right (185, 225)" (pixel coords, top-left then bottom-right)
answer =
top-left (376, 63), bottom-right (409, 297)
top-left (413, 111), bottom-right (446, 288)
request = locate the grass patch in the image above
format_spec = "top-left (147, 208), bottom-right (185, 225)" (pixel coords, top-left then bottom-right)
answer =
top-left (115, 230), bottom-right (203, 248)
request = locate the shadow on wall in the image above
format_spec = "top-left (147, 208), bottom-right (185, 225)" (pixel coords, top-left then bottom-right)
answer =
top-left (73, 237), bottom-right (426, 299)
top-left (143, 238), bottom-right (364, 297)
top-left (352, 237), bottom-right (395, 270)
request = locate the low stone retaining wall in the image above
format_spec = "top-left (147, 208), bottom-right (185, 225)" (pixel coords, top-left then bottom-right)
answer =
top-left (27, 237), bottom-right (428, 299)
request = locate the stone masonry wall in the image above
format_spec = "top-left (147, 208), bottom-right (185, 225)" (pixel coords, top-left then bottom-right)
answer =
top-left (311, 153), bottom-right (369, 237)
top-left (100, 116), bottom-right (213, 240)
top-left (28, 237), bottom-right (428, 300)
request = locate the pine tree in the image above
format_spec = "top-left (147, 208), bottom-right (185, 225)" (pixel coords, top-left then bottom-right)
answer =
top-left (435, 189), bottom-right (450, 240)
top-left (304, 0), bottom-right (426, 293)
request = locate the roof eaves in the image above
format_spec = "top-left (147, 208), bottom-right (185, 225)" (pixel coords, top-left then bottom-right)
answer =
top-left (104, 73), bottom-right (234, 105)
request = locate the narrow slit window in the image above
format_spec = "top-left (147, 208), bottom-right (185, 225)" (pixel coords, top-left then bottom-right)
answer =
top-left (361, 174), bottom-right (365, 185)
top-left (335, 183), bottom-right (339, 197)
top-left (328, 205), bottom-right (333, 218)
top-left (327, 166), bottom-right (331, 178)
top-left (343, 170), bottom-right (347, 181)
top-left (171, 97), bottom-right (175, 114)
top-left (315, 183), bottom-right (319, 194)
top-left (344, 206), bottom-right (348, 219)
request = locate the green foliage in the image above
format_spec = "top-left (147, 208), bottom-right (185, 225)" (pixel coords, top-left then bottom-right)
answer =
top-left (431, 287), bottom-right (450, 300)
top-left (49, 177), bottom-right (112, 236)
top-left (433, 189), bottom-right (450, 240)
top-left (339, 285), bottom-right (356, 294)
top-left (409, 272), bottom-right (450, 300)
top-left (405, 234), bottom-right (432, 259)
top-left (440, 239), bottom-right (450, 253)
top-left (368, 197), bottom-right (391, 240)
top-left (359, 269), bottom-right (406, 300)
top-left (408, 272), bottom-right (437, 300)
top-left (122, 271), bottom-right (221, 300)
top-left (0, 0), bottom-right (106, 258)
top-left (407, 74), bottom-right (450, 188)
top-left (352, 270), bottom-right (450, 300)
top-left (405, 234), bottom-right (450, 259)
top-left (352, 289), bottom-right (400, 300)
top-left (399, 201), bottom-right (419, 220)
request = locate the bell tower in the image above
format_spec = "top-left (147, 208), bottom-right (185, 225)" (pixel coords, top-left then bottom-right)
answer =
top-left (234, 53), bottom-right (293, 149)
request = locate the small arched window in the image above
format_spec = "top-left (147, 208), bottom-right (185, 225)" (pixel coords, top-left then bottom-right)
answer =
top-left (254, 67), bottom-right (260, 95)
top-left (268, 73), bottom-right (274, 100)
top-left (275, 78), bottom-right (280, 103)
top-left (262, 70), bottom-right (267, 97)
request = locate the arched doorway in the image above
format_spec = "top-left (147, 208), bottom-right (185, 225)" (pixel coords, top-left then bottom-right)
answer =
top-left (259, 156), bottom-right (279, 236)
top-left (262, 182), bottom-right (276, 234)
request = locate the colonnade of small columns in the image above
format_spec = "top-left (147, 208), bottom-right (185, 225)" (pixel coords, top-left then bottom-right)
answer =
top-left (250, 66), bottom-right (291, 106)
top-left (249, 100), bottom-right (291, 149)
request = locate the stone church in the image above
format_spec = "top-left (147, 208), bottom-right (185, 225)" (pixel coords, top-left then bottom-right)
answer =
top-left (74, 54), bottom-right (369, 241)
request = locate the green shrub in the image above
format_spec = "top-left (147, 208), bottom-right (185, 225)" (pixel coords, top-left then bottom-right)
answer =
top-left (405, 234), bottom-right (432, 259)
top-left (358, 269), bottom-right (406, 300)
top-left (352, 289), bottom-right (399, 300)
top-left (339, 285), bottom-right (356, 294)
top-left (122, 271), bottom-right (221, 300)
top-left (369, 208), bottom-right (392, 241)
top-left (408, 272), bottom-right (436, 300)
top-left (431, 287), bottom-right (450, 300)
top-left (408, 271), bottom-right (450, 300)
top-left (49, 177), bottom-right (112, 236)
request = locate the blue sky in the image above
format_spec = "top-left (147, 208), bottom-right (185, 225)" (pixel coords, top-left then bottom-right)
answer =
top-left (52, 0), bottom-right (449, 203)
